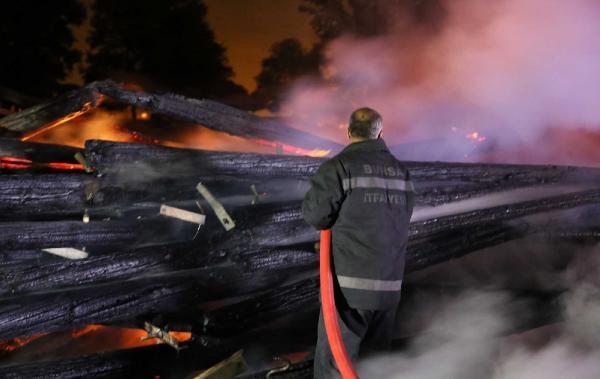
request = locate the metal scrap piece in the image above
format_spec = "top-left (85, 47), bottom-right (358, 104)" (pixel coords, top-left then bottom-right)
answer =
top-left (196, 182), bottom-right (235, 231)
top-left (141, 321), bottom-right (182, 351)
top-left (42, 248), bottom-right (88, 260)
top-left (250, 184), bottom-right (268, 205)
top-left (266, 357), bottom-right (291, 378)
top-left (159, 204), bottom-right (206, 225)
top-left (193, 350), bottom-right (247, 379)
top-left (74, 152), bottom-right (93, 173)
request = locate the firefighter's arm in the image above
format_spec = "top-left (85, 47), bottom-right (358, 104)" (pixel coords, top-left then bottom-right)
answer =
top-left (302, 159), bottom-right (345, 230)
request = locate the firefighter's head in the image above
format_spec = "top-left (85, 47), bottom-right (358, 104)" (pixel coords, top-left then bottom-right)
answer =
top-left (348, 107), bottom-right (382, 142)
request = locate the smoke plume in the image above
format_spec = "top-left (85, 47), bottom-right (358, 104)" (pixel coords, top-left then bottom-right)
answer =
top-left (282, 0), bottom-right (600, 164)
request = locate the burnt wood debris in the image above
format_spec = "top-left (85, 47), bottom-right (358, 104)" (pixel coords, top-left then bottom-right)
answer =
top-left (0, 81), bottom-right (599, 378)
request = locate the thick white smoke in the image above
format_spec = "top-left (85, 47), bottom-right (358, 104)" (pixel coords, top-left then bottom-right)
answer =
top-left (355, 242), bottom-right (600, 379)
top-left (282, 0), bottom-right (600, 164)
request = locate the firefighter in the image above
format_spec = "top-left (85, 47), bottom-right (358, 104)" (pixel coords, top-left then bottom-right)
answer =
top-left (302, 107), bottom-right (414, 378)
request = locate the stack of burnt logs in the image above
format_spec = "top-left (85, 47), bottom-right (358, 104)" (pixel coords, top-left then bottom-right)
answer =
top-left (0, 82), bottom-right (599, 378)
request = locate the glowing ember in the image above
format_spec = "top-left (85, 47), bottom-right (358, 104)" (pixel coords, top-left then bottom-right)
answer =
top-left (0, 156), bottom-right (31, 169)
top-left (0, 333), bottom-right (47, 353)
top-left (0, 156), bottom-right (84, 171)
top-left (138, 111), bottom-right (151, 120)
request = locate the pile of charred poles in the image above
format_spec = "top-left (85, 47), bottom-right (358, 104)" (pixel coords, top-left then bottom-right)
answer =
top-left (0, 81), bottom-right (599, 378)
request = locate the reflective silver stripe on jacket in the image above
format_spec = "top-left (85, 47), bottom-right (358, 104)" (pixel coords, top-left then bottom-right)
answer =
top-left (337, 275), bottom-right (403, 291)
top-left (342, 177), bottom-right (414, 192)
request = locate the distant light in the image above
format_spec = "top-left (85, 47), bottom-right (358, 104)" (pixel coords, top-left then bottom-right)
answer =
top-left (466, 131), bottom-right (486, 142)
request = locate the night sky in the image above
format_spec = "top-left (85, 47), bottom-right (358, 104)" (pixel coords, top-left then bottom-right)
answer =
top-left (205, 0), bottom-right (317, 91)
top-left (67, 0), bottom-right (317, 92)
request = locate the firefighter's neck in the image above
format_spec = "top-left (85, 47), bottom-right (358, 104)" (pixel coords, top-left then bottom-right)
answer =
top-left (350, 136), bottom-right (368, 143)
top-left (348, 134), bottom-right (381, 144)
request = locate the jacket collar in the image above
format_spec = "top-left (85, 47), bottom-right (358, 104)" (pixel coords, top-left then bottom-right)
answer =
top-left (341, 138), bottom-right (389, 154)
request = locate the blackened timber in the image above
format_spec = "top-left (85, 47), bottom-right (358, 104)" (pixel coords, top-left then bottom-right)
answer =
top-left (0, 248), bottom-right (316, 340)
top-left (0, 138), bottom-right (80, 164)
top-left (95, 81), bottom-right (342, 152)
top-left (0, 243), bottom-right (224, 295)
top-left (0, 201), bottom-right (318, 294)
top-left (0, 172), bottom-right (307, 220)
top-left (85, 140), bottom-right (600, 192)
top-left (0, 174), bottom-right (90, 220)
top-left (405, 221), bottom-right (530, 272)
top-left (0, 343), bottom-right (183, 379)
top-left (210, 203), bottom-right (317, 250)
top-left (91, 176), bottom-right (309, 208)
top-left (0, 342), bottom-right (234, 379)
top-left (2, 170), bottom-right (580, 221)
top-left (0, 82), bottom-right (103, 136)
top-left (2, 218), bottom-right (584, 340)
top-left (3, 203), bottom-right (599, 296)
top-left (0, 218), bottom-right (198, 251)
top-left (410, 189), bottom-right (600, 238)
top-left (201, 221), bottom-right (592, 338)
top-left (0, 244), bottom-right (317, 296)
top-left (86, 139), bottom-right (323, 179)
top-left (200, 278), bottom-right (319, 337)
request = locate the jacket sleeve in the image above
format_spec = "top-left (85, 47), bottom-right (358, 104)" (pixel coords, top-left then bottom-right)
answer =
top-left (302, 159), bottom-right (346, 230)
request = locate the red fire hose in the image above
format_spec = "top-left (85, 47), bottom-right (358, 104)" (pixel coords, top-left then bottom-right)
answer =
top-left (320, 229), bottom-right (359, 379)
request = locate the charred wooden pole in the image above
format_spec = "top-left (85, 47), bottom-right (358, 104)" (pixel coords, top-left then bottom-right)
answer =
top-left (0, 174), bottom-right (92, 221)
top-left (0, 217), bottom-right (200, 252)
top-left (0, 138), bottom-right (81, 164)
top-left (0, 247), bottom-right (316, 341)
top-left (0, 82), bottom-right (103, 138)
top-left (2, 198), bottom-right (600, 296)
top-left (409, 189), bottom-right (600, 238)
top-left (93, 81), bottom-right (342, 152)
top-left (85, 140), bottom-right (600, 208)
top-left (2, 213), bottom-right (598, 340)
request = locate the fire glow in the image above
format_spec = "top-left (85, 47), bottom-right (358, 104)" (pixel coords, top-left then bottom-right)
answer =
top-left (0, 156), bottom-right (84, 171)
top-left (0, 324), bottom-right (192, 357)
top-left (26, 105), bottom-right (331, 157)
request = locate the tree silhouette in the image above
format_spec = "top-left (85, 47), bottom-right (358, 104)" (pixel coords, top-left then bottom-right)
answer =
top-left (0, 1), bottom-right (85, 98)
top-left (299, 0), bottom-right (397, 41)
top-left (86, 0), bottom-right (246, 102)
top-left (253, 39), bottom-right (320, 111)
top-left (300, 0), bottom-right (445, 41)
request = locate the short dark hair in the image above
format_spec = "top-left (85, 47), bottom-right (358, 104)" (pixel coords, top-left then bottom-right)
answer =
top-left (348, 107), bottom-right (383, 139)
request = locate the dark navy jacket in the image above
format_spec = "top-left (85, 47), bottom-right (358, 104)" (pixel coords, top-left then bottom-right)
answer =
top-left (302, 138), bottom-right (414, 310)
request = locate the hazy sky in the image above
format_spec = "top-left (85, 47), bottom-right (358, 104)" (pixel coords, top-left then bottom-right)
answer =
top-left (205, 0), bottom-right (317, 91)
